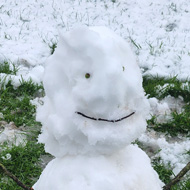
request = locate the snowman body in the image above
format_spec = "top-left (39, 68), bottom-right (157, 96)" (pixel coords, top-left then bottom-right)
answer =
top-left (33, 27), bottom-right (163, 190)
top-left (34, 145), bottom-right (162, 190)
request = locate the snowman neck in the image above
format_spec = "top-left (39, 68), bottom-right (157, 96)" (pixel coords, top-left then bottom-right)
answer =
top-left (75, 111), bottom-right (135, 123)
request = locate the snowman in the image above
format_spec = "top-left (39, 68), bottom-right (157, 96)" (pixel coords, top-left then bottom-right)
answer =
top-left (33, 26), bottom-right (163, 190)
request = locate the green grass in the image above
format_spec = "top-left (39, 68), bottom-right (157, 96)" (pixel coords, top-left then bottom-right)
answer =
top-left (0, 61), bottom-right (18, 75)
top-left (143, 75), bottom-right (190, 136)
top-left (0, 60), bottom-right (44, 127)
top-left (0, 142), bottom-right (45, 190)
top-left (147, 105), bottom-right (190, 136)
top-left (172, 179), bottom-right (190, 190)
top-left (152, 157), bottom-right (190, 190)
top-left (152, 157), bottom-right (174, 184)
top-left (143, 76), bottom-right (190, 103)
top-left (49, 42), bottom-right (57, 55)
top-left (0, 62), bottom-right (46, 189)
top-left (0, 79), bottom-right (44, 127)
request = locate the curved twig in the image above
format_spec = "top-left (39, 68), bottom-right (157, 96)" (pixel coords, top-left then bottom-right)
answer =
top-left (163, 162), bottom-right (190, 190)
top-left (0, 162), bottom-right (33, 190)
top-left (76, 111), bottom-right (135, 123)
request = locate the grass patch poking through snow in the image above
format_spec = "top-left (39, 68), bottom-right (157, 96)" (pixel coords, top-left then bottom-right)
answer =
top-left (148, 105), bottom-right (190, 136)
top-left (152, 157), bottom-right (190, 190)
top-left (0, 142), bottom-right (45, 190)
top-left (143, 76), bottom-right (190, 136)
top-left (0, 61), bottom-right (47, 189)
top-left (152, 157), bottom-right (174, 184)
top-left (172, 180), bottom-right (190, 190)
top-left (143, 75), bottom-right (190, 188)
top-left (0, 78), bottom-right (43, 127)
top-left (0, 61), bottom-right (18, 75)
top-left (143, 76), bottom-right (190, 103)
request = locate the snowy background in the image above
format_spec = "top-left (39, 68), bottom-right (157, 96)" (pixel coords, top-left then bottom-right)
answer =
top-left (0, 0), bottom-right (190, 176)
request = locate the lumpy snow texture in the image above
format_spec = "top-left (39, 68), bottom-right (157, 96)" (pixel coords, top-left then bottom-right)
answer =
top-left (34, 27), bottom-right (162, 190)
top-left (37, 26), bottom-right (150, 157)
top-left (33, 145), bottom-right (162, 190)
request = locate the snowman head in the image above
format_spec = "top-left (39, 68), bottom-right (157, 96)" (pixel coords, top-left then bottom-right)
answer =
top-left (37, 26), bottom-right (150, 157)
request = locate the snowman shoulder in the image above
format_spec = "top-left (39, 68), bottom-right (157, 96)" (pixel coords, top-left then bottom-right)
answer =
top-left (121, 144), bottom-right (151, 162)
top-left (120, 145), bottom-right (164, 189)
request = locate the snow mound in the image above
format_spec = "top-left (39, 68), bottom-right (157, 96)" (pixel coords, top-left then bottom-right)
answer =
top-left (34, 145), bottom-right (162, 190)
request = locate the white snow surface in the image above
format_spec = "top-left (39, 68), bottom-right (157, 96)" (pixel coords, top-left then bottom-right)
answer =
top-left (139, 133), bottom-right (190, 175)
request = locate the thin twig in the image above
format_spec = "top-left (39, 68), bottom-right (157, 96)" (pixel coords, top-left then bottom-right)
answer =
top-left (0, 162), bottom-right (34, 190)
top-left (163, 162), bottom-right (190, 190)
top-left (76, 111), bottom-right (135, 123)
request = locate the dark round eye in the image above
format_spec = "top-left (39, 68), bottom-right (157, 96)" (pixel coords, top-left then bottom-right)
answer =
top-left (85, 73), bottom-right (91, 79)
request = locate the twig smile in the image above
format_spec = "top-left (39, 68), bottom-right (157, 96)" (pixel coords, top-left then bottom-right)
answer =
top-left (75, 111), bottom-right (135, 123)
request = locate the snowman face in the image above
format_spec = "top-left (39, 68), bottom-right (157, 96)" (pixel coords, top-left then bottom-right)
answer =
top-left (37, 27), bottom-right (150, 157)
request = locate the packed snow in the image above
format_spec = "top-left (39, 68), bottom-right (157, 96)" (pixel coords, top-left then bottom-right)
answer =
top-left (34, 26), bottom-right (162, 190)
top-left (0, 0), bottom-right (189, 187)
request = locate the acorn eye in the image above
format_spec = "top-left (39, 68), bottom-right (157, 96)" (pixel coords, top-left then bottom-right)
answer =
top-left (85, 73), bottom-right (91, 79)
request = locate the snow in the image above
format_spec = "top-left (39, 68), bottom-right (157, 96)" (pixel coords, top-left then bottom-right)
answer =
top-left (148, 96), bottom-right (186, 124)
top-left (139, 133), bottom-right (190, 175)
top-left (34, 27), bottom-right (162, 189)
top-left (34, 145), bottom-right (163, 190)
top-left (1, 0), bottom-right (190, 81)
top-left (0, 121), bottom-right (26, 147)
top-left (0, 0), bottom-right (189, 188)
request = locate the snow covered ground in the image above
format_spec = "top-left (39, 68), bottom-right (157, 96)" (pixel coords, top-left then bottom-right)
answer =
top-left (0, 0), bottom-right (190, 176)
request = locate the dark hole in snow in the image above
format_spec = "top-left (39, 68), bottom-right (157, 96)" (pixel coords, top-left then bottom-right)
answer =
top-left (166, 23), bottom-right (177, 32)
